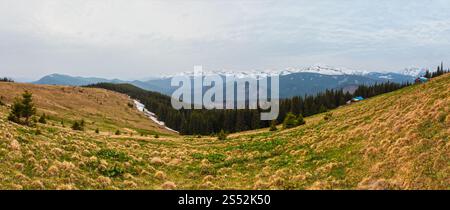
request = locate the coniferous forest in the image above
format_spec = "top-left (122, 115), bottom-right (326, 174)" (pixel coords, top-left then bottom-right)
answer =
top-left (0, 77), bottom-right (14, 82)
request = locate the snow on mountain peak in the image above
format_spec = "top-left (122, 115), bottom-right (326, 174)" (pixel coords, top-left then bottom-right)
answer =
top-left (160, 65), bottom-right (369, 79)
top-left (161, 69), bottom-right (278, 79)
top-left (284, 65), bottom-right (369, 76)
top-left (401, 67), bottom-right (428, 77)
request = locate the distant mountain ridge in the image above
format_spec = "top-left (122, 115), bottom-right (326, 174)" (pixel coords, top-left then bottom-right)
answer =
top-left (33, 74), bottom-right (126, 86)
top-left (157, 65), bottom-right (427, 78)
top-left (33, 65), bottom-right (423, 98)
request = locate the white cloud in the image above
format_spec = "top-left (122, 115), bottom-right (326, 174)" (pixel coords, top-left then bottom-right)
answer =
top-left (1, 0), bottom-right (450, 79)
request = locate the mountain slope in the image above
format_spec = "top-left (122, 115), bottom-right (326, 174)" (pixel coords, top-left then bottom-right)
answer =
top-left (0, 82), bottom-right (175, 136)
top-left (0, 74), bottom-right (447, 189)
top-left (223, 74), bottom-right (449, 189)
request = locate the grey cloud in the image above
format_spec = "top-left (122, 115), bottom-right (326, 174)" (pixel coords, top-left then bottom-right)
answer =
top-left (1, 0), bottom-right (450, 80)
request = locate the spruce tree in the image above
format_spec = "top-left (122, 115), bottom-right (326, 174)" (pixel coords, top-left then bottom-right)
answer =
top-left (8, 98), bottom-right (23, 123)
top-left (217, 129), bottom-right (227, 140)
top-left (283, 112), bottom-right (297, 129)
top-left (269, 120), bottom-right (278, 131)
top-left (38, 114), bottom-right (47, 124)
top-left (424, 70), bottom-right (431, 78)
top-left (20, 91), bottom-right (36, 125)
top-left (8, 91), bottom-right (36, 126)
top-left (319, 105), bottom-right (328, 113)
top-left (71, 121), bottom-right (83, 131)
top-left (296, 114), bottom-right (306, 125)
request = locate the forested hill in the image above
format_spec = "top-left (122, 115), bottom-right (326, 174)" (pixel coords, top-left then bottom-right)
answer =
top-left (85, 83), bottom-right (180, 129)
top-left (88, 80), bottom-right (412, 135)
top-left (86, 83), bottom-right (172, 116)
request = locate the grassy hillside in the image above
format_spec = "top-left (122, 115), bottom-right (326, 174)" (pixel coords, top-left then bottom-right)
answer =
top-left (0, 74), bottom-right (448, 189)
top-left (0, 82), bottom-right (175, 136)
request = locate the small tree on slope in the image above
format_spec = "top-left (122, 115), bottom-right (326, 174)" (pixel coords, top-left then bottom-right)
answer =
top-left (217, 129), bottom-right (227, 140)
top-left (296, 114), bottom-right (306, 126)
top-left (8, 91), bottom-right (36, 126)
top-left (38, 114), bottom-right (47, 124)
top-left (283, 112), bottom-right (297, 129)
top-left (269, 120), bottom-right (278, 131)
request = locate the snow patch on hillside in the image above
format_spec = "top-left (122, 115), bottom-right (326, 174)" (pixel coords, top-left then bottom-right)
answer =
top-left (378, 75), bottom-right (393, 80)
top-left (133, 100), bottom-right (179, 133)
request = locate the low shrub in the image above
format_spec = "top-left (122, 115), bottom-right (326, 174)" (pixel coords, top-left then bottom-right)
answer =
top-left (217, 129), bottom-right (227, 140)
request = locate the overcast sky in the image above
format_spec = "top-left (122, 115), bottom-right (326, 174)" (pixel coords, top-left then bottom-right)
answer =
top-left (1, 0), bottom-right (450, 80)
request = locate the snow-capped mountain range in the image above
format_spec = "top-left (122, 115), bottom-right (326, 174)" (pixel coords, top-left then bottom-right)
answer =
top-left (282, 65), bottom-right (369, 76)
top-left (159, 65), bottom-right (428, 79)
top-left (33, 65), bottom-right (432, 98)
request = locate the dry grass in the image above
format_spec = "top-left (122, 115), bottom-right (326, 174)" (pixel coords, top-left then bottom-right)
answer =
top-left (0, 74), bottom-right (448, 189)
top-left (0, 82), bottom-right (175, 136)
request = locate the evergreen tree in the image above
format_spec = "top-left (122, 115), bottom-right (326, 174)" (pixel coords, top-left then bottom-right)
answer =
top-left (235, 110), bottom-right (248, 132)
top-left (269, 120), bottom-right (278, 131)
top-left (8, 91), bottom-right (36, 126)
top-left (38, 114), bottom-right (47, 124)
top-left (217, 129), bottom-right (227, 140)
top-left (0, 77), bottom-right (14, 82)
top-left (250, 110), bottom-right (261, 130)
top-left (318, 105), bottom-right (328, 113)
top-left (296, 114), bottom-right (305, 126)
top-left (71, 120), bottom-right (84, 131)
top-left (283, 112), bottom-right (297, 129)
top-left (95, 128), bottom-right (99, 134)
top-left (424, 70), bottom-right (431, 78)
top-left (20, 91), bottom-right (36, 125)
top-left (7, 98), bottom-right (23, 123)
